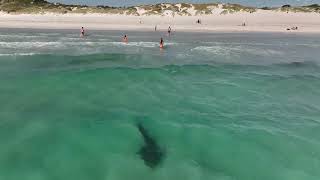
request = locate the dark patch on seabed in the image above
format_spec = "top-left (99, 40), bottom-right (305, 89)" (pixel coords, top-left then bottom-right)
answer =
top-left (137, 123), bottom-right (164, 169)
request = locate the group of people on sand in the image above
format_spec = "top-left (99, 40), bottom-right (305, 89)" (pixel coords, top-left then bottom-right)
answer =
top-left (287, 26), bottom-right (298, 31)
top-left (80, 26), bottom-right (168, 48)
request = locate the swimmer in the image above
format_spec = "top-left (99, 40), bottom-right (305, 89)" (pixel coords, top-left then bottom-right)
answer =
top-left (80, 27), bottom-right (85, 37)
top-left (160, 37), bottom-right (164, 48)
top-left (122, 34), bottom-right (128, 43)
top-left (168, 26), bottom-right (171, 35)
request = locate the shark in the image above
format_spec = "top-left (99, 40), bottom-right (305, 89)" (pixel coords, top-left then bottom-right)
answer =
top-left (137, 123), bottom-right (164, 169)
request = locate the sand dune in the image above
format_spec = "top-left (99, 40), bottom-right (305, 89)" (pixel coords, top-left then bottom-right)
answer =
top-left (0, 3), bottom-right (319, 33)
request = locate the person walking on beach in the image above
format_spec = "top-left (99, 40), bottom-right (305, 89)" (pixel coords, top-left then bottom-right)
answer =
top-left (155, 25), bottom-right (157, 31)
top-left (80, 27), bottom-right (85, 37)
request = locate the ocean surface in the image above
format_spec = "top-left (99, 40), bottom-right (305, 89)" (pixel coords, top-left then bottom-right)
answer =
top-left (49, 0), bottom-right (320, 7)
top-left (0, 29), bottom-right (320, 180)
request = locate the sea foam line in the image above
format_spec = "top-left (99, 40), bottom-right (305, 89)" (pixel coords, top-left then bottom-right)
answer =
top-left (0, 53), bottom-right (39, 56)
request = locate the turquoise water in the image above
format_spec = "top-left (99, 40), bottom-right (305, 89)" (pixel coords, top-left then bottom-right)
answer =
top-left (0, 29), bottom-right (320, 180)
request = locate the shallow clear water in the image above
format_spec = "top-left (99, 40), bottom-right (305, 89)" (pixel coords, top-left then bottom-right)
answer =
top-left (0, 29), bottom-right (320, 180)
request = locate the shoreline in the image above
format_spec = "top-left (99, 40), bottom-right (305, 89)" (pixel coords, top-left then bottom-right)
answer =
top-left (0, 11), bottom-right (319, 34)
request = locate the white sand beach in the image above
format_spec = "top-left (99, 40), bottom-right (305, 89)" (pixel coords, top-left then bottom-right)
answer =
top-left (0, 10), bottom-right (319, 33)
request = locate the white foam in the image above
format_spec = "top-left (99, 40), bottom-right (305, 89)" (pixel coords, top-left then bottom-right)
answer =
top-left (0, 52), bottom-right (39, 56)
top-left (0, 41), bottom-right (61, 48)
top-left (125, 42), bottom-right (158, 48)
top-left (0, 41), bottom-right (179, 49)
top-left (191, 45), bottom-right (283, 56)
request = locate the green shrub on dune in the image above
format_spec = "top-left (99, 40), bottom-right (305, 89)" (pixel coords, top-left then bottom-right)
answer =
top-left (150, 4), bottom-right (163, 13)
top-left (222, 3), bottom-right (256, 14)
top-left (0, 0), bottom-right (65, 13)
top-left (180, 3), bottom-right (192, 9)
top-left (305, 4), bottom-right (320, 8)
top-left (260, 7), bottom-right (276, 10)
top-left (125, 7), bottom-right (138, 16)
top-left (162, 3), bottom-right (179, 13)
top-left (178, 9), bottom-right (191, 16)
top-left (194, 4), bottom-right (218, 15)
top-left (303, 4), bottom-right (320, 12)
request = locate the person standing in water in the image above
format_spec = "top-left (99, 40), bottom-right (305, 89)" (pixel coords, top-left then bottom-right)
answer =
top-left (122, 34), bottom-right (128, 43)
top-left (168, 26), bottom-right (172, 36)
top-left (160, 37), bottom-right (164, 48)
top-left (80, 27), bottom-right (85, 37)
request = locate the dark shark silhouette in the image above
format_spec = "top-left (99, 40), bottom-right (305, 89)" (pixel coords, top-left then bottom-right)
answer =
top-left (137, 123), bottom-right (164, 169)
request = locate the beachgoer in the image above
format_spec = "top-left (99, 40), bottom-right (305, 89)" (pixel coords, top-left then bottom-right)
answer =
top-left (123, 34), bottom-right (128, 43)
top-left (155, 25), bottom-right (157, 31)
top-left (80, 27), bottom-right (85, 37)
top-left (168, 26), bottom-right (171, 35)
top-left (160, 37), bottom-right (164, 48)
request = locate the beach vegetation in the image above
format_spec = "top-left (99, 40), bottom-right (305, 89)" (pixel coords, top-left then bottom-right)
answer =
top-left (282, 4), bottom-right (291, 8)
top-left (150, 4), bottom-right (163, 13)
top-left (279, 3), bottom-right (320, 13)
top-left (0, 1), bottom-right (319, 15)
top-left (139, 4), bottom-right (153, 11)
top-left (290, 7), bottom-right (313, 12)
top-left (222, 3), bottom-right (256, 14)
top-left (193, 3), bottom-right (218, 15)
top-left (260, 7), bottom-right (276, 10)
top-left (180, 3), bottom-right (192, 9)
top-left (280, 4), bottom-right (291, 12)
top-left (305, 4), bottom-right (320, 8)
top-left (303, 4), bottom-right (320, 12)
top-left (220, 10), bottom-right (228, 15)
top-left (143, 11), bottom-right (158, 16)
top-left (162, 4), bottom-right (179, 12)
top-left (138, 3), bottom-right (163, 15)
top-left (125, 7), bottom-right (138, 15)
top-left (177, 9), bottom-right (192, 16)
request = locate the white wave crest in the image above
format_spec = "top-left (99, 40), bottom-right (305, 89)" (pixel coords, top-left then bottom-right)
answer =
top-left (0, 53), bottom-right (39, 56)
top-left (191, 45), bottom-right (283, 56)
